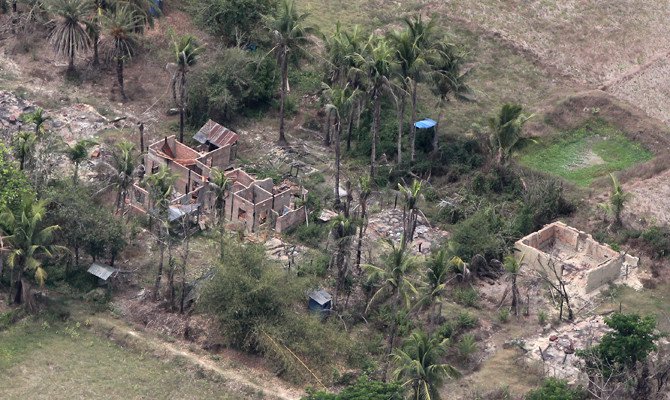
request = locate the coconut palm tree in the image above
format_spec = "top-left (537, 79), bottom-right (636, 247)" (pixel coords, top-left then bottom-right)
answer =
top-left (364, 241), bottom-right (418, 360)
top-left (0, 197), bottom-right (67, 311)
top-left (488, 103), bottom-right (533, 167)
top-left (504, 254), bottom-right (522, 316)
top-left (12, 130), bottom-right (37, 171)
top-left (605, 173), bottom-right (631, 226)
top-left (399, 179), bottom-right (422, 248)
top-left (353, 35), bottom-right (394, 179)
top-left (209, 167), bottom-right (230, 226)
top-left (85, 0), bottom-right (104, 66)
top-left (145, 165), bottom-right (177, 300)
top-left (20, 107), bottom-right (50, 137)
top-left (398, 15), bottom-right (438, 162)
top-left (392, 331), bottom-right (460, 400)
top-left (429, 40), bottom-right (472, 154)
top-left (102, 4), bottom-right (144, 101)
top-left (355, 175), bottom-right (371, 271)
top-left (47, 0), bottom-right (92, 77)
top-left (265, 0), bottom-right (315, 146)
top-left (424, 247), bottom-right (449, 324)
top-left (388, 29), bottom-right (417, 164)
top-left (64, 139), bottom-right (97, 185)
top-left (330, 213), bottom-right (356, 307)
top-left (96, 140), bottom-right (136, 212)
top-left (322, 83), bottom-right (358, 207)
top-left (172, 34), bottom-right (203, 143)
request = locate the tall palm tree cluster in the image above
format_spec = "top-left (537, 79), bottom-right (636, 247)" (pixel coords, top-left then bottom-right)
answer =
top-left (44, 0), bottom-right (149, 99)
top-left (319, 14), bottom-right (471, 181)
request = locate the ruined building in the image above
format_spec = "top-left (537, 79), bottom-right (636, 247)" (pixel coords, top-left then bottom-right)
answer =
top-left (129, 120), bottom-right (306, 232)
top-left (515, 222), bottom-right (639, 294)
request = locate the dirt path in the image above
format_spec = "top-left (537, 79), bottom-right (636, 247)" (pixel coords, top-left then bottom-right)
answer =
top-left (76, 311), bottom-right (303, 400)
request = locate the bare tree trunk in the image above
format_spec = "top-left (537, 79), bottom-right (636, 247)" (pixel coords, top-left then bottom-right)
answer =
top-left (396, 94), bottom-right (405, 164)
top-left (370, 92), bottom-right (380, 179)
top-left (346, 106), bottom-right (355, 151)
top-left (410, 81), bottom-right (418, 162)
top-left (334, 116), bottom-right (341, 207)
top-left (324, 109), bottom-right (331, 147)
top-left (178, 71), bottom-right (186, 143)
top-left (355, 199), bottom-right (367, 272)
top-left (432, 104), bottom-right (444, 155)
top-left (92, 33), bottom-right (100, 66)
top-left (154, 236), bottom-right (165, 301)
top-left (277, 48), bottom-right (289, 146)
top-left (117, 58), bottom-right (127, 101)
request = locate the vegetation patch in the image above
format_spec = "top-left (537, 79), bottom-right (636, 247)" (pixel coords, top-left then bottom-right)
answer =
top-left (518, 119), bottom-right (652, 186)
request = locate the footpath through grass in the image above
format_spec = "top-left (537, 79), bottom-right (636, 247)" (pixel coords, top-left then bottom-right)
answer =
top-left (0, 317), bottom-right (237, 400)
top-left (518, 119), bottom-right (653, 186)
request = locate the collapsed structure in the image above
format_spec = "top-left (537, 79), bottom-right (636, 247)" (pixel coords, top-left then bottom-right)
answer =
top-left (129, 120), bottom-right (306, 233)
top-left (515, 222), bottom-right (639, 294)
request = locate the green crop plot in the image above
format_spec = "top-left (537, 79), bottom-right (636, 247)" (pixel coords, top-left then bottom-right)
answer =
top-left (518, 119), bottom-right (652, 187)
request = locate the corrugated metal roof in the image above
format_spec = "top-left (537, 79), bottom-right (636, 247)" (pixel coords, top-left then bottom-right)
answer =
top-left (193, 120), bottom-right (239, 148)
top-left (87, 263), bottom-right (118, 280)
top-left (168, 204), bottom-right (200, 222)
top-left (309, 290), bottom-right (332, 306)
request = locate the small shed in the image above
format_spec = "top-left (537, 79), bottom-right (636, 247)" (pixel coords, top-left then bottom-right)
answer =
top-left (308, 290), bottom-right (332, 313)
top-left (87, 262), bottom-right (118, 285)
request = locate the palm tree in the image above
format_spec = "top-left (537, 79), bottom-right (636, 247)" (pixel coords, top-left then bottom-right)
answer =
top-left (265, 0), bottom-right (315, 146)
top-left (64, 139), bottom-right (97, 184)
top-left (12, 130), bottom-right (37, 171)
top-left (322, 83), bottom-right (358, 207)
top-left (429, 41), bottom-right (471, 154)
top-left (399, 179), bottom-right (422, 248)
top-left (364, 241), bottom-right (418, 360)
top-left (353, 35), bottom-right (394, 179)
top-left (355, 175), bottom-right (371, 272)
top-left (488, 103), bottom-right (533, 167)
top-left (172, 34), bottom-right (203, 143)
top-left (388, 29), bottom-right (418, 164)
top-left (102, 4), bottom-right (144, 101)
top-left (504, 255), bottom-right (522, 317)
top-left (85, 0), bottom-right (104, 66)
top-left (605, 173), bottom-right (631, 226)
top-left (399, 15), bottom-right (438, 162)
top-left (424, 247), bottom-right (449, 324)
top-left (392, 331), bottom-right (459, 400)
top-left (145, 165), bottom-right (177, 300)
top-left (20, 107), bottom-right (50, 137)
top-left (96, 140), bottom-right (136, 212)
top-left (330, 214), bottom-right (356, 307)
top-left (47, 0), bottom-right (92, 77)
top-left (209, 167), bottom-right (230, 226)
top-left (0, 197), bottom-right (67, 311)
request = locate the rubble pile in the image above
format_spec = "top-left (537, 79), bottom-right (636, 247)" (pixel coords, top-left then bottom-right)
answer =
top-left (367, 208), bottom-right (449, 254)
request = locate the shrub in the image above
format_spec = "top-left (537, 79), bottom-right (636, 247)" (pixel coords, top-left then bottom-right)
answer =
top-left (498, 309), bottom-right (510, 323)
top-left (640, 226), bottom-right (670, 259)
top-left (514, 173), bottom-right (574, 234)
top-left (291, 223), bottom-right (328, 248)
top-left (525, 378), bottom-right (588, 400)
top-left (190, 0), bottom-right (276, 44)
top-left (187, 48), bottom-right (277, 126)
top-left (457, 334), bottom-right (477, 361)
top-left (451, 207), bottom-right (508, 260)
top-left (302, 376), bottom-right (403, 400)
top-left (455, 311), bottom-right (479, 331)
top-left (538, 310), bottom-right (548, 325)
top-left (453, 287), bottom-right (479, 308)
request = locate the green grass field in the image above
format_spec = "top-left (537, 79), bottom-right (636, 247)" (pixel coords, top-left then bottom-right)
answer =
top-left (0, 318), bottom-right (237, 400)
top-left (518, 119), bottom-right (653, 186)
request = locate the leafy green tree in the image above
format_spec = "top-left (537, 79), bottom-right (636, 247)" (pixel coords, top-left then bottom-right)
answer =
top-left (392, 331), bottom-right (459, 400)
top-left (264, 0), bottom-right (315, 146)
top-left (488, 103), bottom-right (533, 167)
top-left (193, 0), bottom-right (276, 45)
top-left (303, 376), bottom-right (403, 400)
top-left (0, 143), bottom-right (34, 213)
top-left (102, 4), bottom-right (144, 101)
top-left (97, 140), bottom-right (136, 212)
top-left (209, 167), bottom-right (230, 226)
top-left (0, 196), bottom-right (67, 310)
top-left (525, 378), bottom-right (588, 400)
top-left (353, 35), bottom-right (394, 178)
top-left (578, 313), bottom-right (661, 378)
top-left (46, 0), bottom-right (92, 77)
top-left (64, 139), bottom-right (97, 184)
top-left (12, 130), bottom-right (37, 171)
top-left (172, 34), bottom-right (203, 143)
